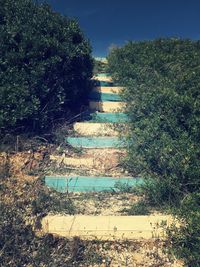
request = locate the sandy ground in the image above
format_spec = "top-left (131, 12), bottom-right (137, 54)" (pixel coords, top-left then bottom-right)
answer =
top-left (49, 148), bottom-right (128, 177)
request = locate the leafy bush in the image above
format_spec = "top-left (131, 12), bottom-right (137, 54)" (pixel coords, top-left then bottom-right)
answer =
top-left (114, 181), bottom-right (135, 193)
top-left (168, 193), bottom-right (200, 266)
top-left (0, 0), bottom-right (93, 132)
top-left (108, 38), bottom-right (200, 205)
top-left (139, 178), bottom-right (182, 207)
top-left (108, 39), bottom-right (200, 264)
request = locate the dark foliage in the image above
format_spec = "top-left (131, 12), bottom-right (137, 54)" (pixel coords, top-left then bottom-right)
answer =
top-left (108, 38), bottom-right (200, 204)
top-left (0, 202), bottom-right (71, 266)
top-left (168, 193), bottom-right (200, 267)
top-left (108, 38), bottom-right (200, 265)
top-left (0, 0), bottom-right (93, 132)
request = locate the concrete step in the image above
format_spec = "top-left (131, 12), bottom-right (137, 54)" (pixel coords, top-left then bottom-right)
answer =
top-left (87, 112), bottom-right (129, 123)
top-left (89, 101), bottom-right (125, 112)
top-left (66, 137), bottom-right (124, 148)
top-left (89, 91), bottom-right (122, 102)
top-left (74, 122), bottom-right (118, 136)
top-left (93, 86), bottom-right (123, 94)
top-left (45, 176), bottom-right (143, 192)
top-left (41, 215), bottom-right (174, 240)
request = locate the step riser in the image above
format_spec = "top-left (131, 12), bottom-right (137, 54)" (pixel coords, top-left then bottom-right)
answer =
top-left (74, 122), bottom-right (118, 136)
top-left (66, 137), bottom-right (124, 148)
top-left (89, 92), bottom-right (122, 102)
top-left (89, 101), bottom-right (125, 112)
top-left (45, 176), bottom-right (143, 192)
top-left (41, 215), bottom-right (174, 240)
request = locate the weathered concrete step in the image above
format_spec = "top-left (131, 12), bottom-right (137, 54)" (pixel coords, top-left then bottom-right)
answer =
top-left (94, 86), bottom-right (123, 94)
top-left (66, 137), bottom-right (124, 148)
top-left (89, 91), bottom-right (122, 102)
top-left (45, 176), bottom-right (143, 192)
top-left (74, 122), bottom-right (118, 136)
top-left (87, 112), bottom-right (129, 123)
top-left (41, 215), bottom-right (174, 240)
top-left (89, 101), bottom-right (125, 112)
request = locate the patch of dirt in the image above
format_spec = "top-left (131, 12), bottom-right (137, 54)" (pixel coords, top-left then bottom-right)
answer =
top-left (82, 239), bottom-right (183, 267)
top-left (49, 148), bottom-right (129, 177)
top-left (70, 192), bottom-right (141, 215)
top-left (0, 145), bottom-right (52, 181)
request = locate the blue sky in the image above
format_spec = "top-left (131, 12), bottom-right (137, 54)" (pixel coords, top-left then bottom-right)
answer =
top-left (43, 0), bottom-right (200, 56)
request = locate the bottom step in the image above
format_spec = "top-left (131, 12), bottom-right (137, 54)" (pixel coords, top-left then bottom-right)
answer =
top-left (45, 176), bottom-right (143, 192)
top-left (41, 215), bottom-right (174, 240)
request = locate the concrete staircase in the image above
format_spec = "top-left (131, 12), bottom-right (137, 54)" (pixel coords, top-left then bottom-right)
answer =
top-left (43, 73), bottom-right (173, 240)
top-left (47, 73), bottom-right (132, 190)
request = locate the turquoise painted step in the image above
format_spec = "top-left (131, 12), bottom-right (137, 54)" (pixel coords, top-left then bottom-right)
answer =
top-left (45, 176), bottom-right (144, 192)
top-left (94, 81), bottom-right (114, 87)
top-left (66, 137), bottom-right (124, 148)
top-left (86, 112), bottom-right (129, 123)
top-left (89, 92), bottom-right (122, 102)
top-left (96, 73), bottom-right (110, 77)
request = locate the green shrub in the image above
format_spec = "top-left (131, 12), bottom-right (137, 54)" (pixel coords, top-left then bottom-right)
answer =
top-left (114, 181), bottom-right (135, 193)
top-left (139, 178), bottom-right (182, 207)
top-left (0, 0), bottom-right (93, 132)
top-left (122, 200), bottom-right (150, 215)
top-left (168, 193), bottom-right (200, 266)
top-left (108, 38), bottom-right (200, 265)
top-left (108, 38), bottom-right (200, 205)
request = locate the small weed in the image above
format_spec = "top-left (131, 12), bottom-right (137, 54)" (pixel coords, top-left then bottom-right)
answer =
top-left (71, 146), bottom-right (84, 155)
top-left (70, 238), bottom-right (108, 265)
top-left (114, 181), bottom-right (135, 193)
top-left (71, 237), bottom-right (85, 263)
top-left (27, 170), bottom-right (36, 176)
top-left (122, 200), bottom-right (150, 215)
top-left (85, 250), bottom-right (103, 265)
top-left (52, 123), bottom-right (71, 145)
top-left (31, 186), bottom-right (76, 216)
